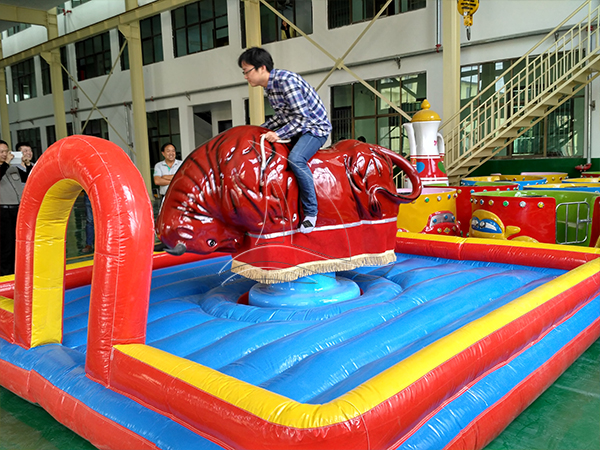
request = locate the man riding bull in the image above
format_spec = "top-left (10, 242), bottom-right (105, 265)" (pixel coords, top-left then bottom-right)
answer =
top-left (238, 47), bottom-right (331, 234)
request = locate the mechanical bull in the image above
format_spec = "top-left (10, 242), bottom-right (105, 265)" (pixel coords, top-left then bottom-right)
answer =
top-left (156, 125), bottom-right (421, 282)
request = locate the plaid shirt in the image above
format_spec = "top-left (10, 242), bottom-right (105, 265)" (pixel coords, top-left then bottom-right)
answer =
top-left (262, 69), bottom-right (332, 140)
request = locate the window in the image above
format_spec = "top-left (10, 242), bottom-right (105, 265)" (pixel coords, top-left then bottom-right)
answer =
top-left (72, 0), bottom-right (92, 7)
top-left (60, 47), bottom-right (70, 91)
top-left (121, 14), bottom-right (164, 70)
top-left (147, 108), bottom-right (181, 169)
top-left (81, 118), bottom-right (109, 140)
top-left (47, 123), bottom-right (74, 147)
top-left (172, 1), bottom-right (228, 57)
top-left (330, 73), bottom-right (426, 154)
top-left (11, 58), bottom-right (37, 102)
top-left (460, 59), bottom-right (585, 158)
top-left (42, 57), bottom-right (52, 96)
top-left (16, 128), bottom-right (42, 160)
top-left (141, 15), bottom-right (164, 64)
top-left (328, 0), bottom-right (425, 29)
top-left (240, 0), bottom-right (312, 47)
top-left (7, 24), bottom-right (31, 36)
top-left (40, 49), bottom-right (70, 95)
top-left (243, 98), bottom-right (276, 126)
top-left (3, 70), bottom-right (8, 104)
top-left (75, 32), bottom-right (111, 81)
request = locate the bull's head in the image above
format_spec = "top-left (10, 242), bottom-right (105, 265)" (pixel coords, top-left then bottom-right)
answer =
top-left (155, 126), bottom-right (296, 256)
top-left (156, 196), bottom-right (245, 255)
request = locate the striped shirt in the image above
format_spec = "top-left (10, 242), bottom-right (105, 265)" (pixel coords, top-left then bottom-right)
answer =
top-left (262, 69), bottom-right (332, 140)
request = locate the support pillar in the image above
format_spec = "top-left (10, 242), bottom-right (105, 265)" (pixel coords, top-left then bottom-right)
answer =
top-left (243, 0), bottom-right (264, 125)
top-left (442, 1), bottom-right (461, 126)
top-left (0, 41), bottom-right (10, 147)
top-left (119, 22), bottom-right (152, 195)
top-left (42, 9), bottom-right (67, 140)
top-left (41, 51), bottom-right (68, 140)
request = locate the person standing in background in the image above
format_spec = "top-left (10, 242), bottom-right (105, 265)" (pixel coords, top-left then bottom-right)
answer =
top-left (15, 142), bottom-right (34, 182)
top-left (0, 140), bottom-right (25, 276)
top-left (153, 143), bottom-right (182, 200)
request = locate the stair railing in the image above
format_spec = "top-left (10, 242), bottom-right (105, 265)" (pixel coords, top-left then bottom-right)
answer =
top-left (441, 0), bottom-right (599, 175)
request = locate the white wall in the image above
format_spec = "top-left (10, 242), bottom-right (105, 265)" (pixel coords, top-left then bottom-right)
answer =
top-left (2, 0), bottom-right (599, 160)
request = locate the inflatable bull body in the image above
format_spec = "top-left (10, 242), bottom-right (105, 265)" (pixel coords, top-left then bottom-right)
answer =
top-left (156, 125), bottom-right (421, 282)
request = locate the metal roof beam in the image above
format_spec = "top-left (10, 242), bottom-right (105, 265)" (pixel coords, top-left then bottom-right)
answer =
top-left (0, 0), bottom-right (197, 68)
top-left (0, 4), bottom-right (48, 27)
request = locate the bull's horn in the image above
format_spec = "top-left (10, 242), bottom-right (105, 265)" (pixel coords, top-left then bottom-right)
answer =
top-left (165, 242), bottom-right (187, 256)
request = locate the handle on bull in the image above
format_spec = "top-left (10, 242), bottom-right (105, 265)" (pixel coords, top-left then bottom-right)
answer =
top-left (259, 134), bottom-right (290, 186)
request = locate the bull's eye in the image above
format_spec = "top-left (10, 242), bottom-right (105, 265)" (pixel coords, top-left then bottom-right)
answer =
top-left (207, 239), bottom-right (217, 247)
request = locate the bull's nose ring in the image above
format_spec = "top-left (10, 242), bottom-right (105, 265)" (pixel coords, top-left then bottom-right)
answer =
top-left (207, 239), bottom-right (217, 247)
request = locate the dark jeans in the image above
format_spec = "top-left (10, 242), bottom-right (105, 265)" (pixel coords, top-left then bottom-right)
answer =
top-left (288, 133), bottom-right (328, 217)
top-left (0, 205), bottom-right (18, 276)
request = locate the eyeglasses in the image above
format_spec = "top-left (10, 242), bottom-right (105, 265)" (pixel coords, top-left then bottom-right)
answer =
top-left (242, 67), bottom-right (256, 77)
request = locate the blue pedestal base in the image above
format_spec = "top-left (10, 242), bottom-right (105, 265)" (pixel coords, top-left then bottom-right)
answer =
top-left (248, 273), bottom-right (360, 308)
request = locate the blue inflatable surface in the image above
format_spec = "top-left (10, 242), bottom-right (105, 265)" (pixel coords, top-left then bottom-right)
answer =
top-left (3, 251), bottom-right (598, 450)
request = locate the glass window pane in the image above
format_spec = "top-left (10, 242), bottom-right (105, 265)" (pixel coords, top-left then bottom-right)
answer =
top-left (158, 110), bottom-right (169, 135)
top-left (378, 116), bottom-right (401, 152)
top-left (173, 8), bottom-right (185, 29)
top-left (154, 36), bottom-right (164, 63)
top-left (189, 24), bottom-right (201, 53)
top-left (200, 0), bottom-right (214, 20)
top-left (215, 0), bottom-right (227, 16)
top-left (352, 0), bottom-right (364, 23)
top-left (261, 6), bottom-right (277, 44)
top-left (355, 118), bottom-right (376, 143)
top-left (140, 17), bottom-right (152, 39)
top-left (170, 109), bottom-right (180, 134)
top-left (186, 3), bottom-right (199, 24)
top-left (152, 15), bottom-right (161, 32)
top-left (377, 77), bottom-right (400, 114)
top-left (401, 72), bottom-right (426, 114)
top-left (216, 16), bottom-right (227, 29)
top-left (147, 112), bottom-right (157, 129)
top-left (201, 22), bottom-right (214, 50)
top-left (460, 65), bottom-right (479, 104)
top-left (143, 42), bottom-right (153, 64)
top-left (295, 0), bottom-right (313, 34)
top-left (93, 35), bottom-right (102, 53)
top-left (175, 29), bottom-right (187, 56)
top-left (333, 85), bottom-right (352, 108)
top-left (513, 122), bottom-right (543, 156)
top-left (30, 75), bottom-right (36, 98)
top-left (365, 0), bottom-right (375, 19)
top-left (353, 81), bottom-right (376, 117)
top-left (571, 95), bottom-right (584, 157)
top-left (329, 0), bottom-right (350, 28)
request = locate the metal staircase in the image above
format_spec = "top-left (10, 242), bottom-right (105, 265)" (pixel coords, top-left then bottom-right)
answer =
top-left (441, 0), bottom-right (600, 184)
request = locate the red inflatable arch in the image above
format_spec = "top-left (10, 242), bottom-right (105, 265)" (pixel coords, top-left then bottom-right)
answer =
top-left (12, 135), bottom-right (154, 385)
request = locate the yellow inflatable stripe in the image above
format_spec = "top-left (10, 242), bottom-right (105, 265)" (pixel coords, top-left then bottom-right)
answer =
top-left (0, 296), bottom-right (14, 313)
top-left (31, 179), bottom-right (82, 347)
top-left (66, 260), bottom-right (94, 270)
top-left (115, 258), bottom-right (600, 428)
top-left (399, 232), bottom-right (600, 254)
